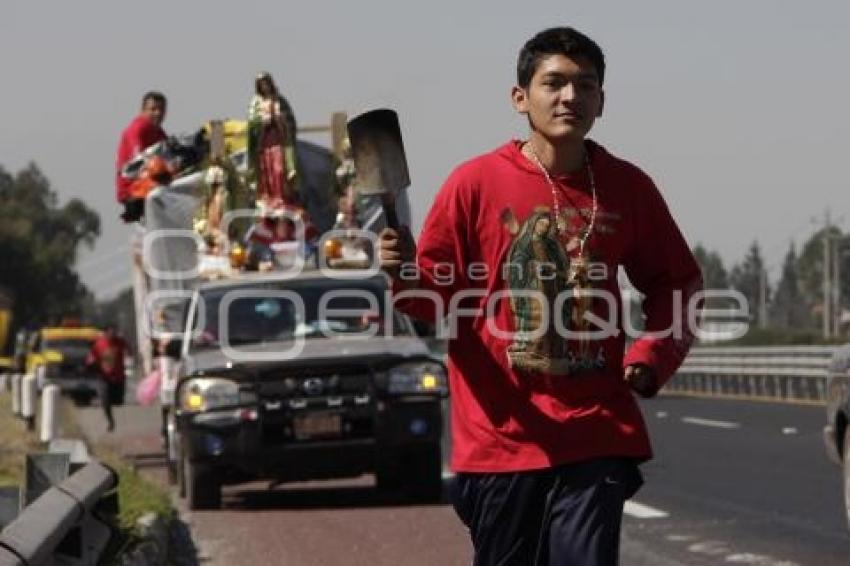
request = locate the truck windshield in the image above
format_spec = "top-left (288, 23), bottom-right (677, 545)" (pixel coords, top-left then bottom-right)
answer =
top-left (43, 339), bottom-right (94, 359)
top-left (189, 278), bottom-right (412, 350)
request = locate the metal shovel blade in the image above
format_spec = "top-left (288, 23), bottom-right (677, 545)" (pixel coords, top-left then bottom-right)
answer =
top-left (347, 109), bottom-right (411, 228)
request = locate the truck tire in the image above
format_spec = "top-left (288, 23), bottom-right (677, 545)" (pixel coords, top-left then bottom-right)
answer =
top-left (71, 392), bottom-right (94, 407)
top-left (377, 443), bottom-right (442, 502)
top-left (841, 429), bottom-right (850, 529)
top-left (177, 443), bottom-right (187, 499)
top-left (376, 454), bottom-right (404, 494)
top-left (164, 412), bottom-right (178, 486)
top-left (403, 443), bottom-right (443, 502)
top-left (165, 434), bottom-right (178, 485)
top-left (183, 449), bottom-right (221, 510)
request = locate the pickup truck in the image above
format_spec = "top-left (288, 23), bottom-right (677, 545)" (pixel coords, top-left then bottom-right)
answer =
top-left (823, 344), bottom-right (850, 530)
top-left (27, 326), bottom-right (104, 404)
top-left (167, 269), bottom-right (447, 509)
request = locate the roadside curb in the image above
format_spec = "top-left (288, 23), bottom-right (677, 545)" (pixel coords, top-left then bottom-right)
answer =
top-left (119, 512), bottom-right (193, 566)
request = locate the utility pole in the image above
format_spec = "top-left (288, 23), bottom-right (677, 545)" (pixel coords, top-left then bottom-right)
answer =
top-left (834, 234), bottom-right (843, 337)
top-left (759, 267), bottom-right (768, 329)
top-left (823, 210), bottom-right (832, 339)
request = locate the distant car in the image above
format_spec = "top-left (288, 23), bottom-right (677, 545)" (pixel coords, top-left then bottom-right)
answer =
top-left (823, 344), bottom-right (850, 529)
top-left (26, 327), bottom-right (104, 405)
top-left (167, 270), bottom-right (447, 510)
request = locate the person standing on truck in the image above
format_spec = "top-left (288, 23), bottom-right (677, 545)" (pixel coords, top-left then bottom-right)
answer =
top-left (86, 325), bottom-right (131, 432)
top-left (378, 27), bottom-right (702, 565)
top-left (116, 91), bottom-right (168, 220)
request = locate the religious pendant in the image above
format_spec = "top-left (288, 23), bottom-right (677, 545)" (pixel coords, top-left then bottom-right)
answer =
top-left (568, 254), bottom-right (588, 284)
top-left (556, 216), bottom-right (569, 234)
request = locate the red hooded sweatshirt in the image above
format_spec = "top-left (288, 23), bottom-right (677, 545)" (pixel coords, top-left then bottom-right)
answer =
top-left (115, 115), bottom-right (166, 203)
top-left (394, 140), bottom-right (702, 473)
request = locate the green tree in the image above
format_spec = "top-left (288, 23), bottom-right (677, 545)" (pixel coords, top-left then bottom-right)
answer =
top-left (692, 244), bottom-right (729, 290)
top-left (729, 241), bottom-right (771, 327)
top-left (797, 226), bottom-right (850, 331)
top-left (769, 243), bottom-right (810, 329)
top-left (0, 163), bottom-right (100, 331)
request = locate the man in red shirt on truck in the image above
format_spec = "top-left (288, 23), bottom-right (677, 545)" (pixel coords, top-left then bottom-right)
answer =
top-left (116, 91), bottom-right (167, 219)
top-left (87, 325), bottom-right (131, 432)
top-left (379, 27), bottom-right (703, 565)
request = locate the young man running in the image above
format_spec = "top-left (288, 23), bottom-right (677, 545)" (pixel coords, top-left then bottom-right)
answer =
top-left (379, 27), bottom-right (702, 565)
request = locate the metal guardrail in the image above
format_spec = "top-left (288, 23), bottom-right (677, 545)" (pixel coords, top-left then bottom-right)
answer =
top-left (0, 461), bottom-right (116, 566)
top-left (0, 443), bottom-right (116, 566)
top-left (664, 345), bottom-right (840, 403)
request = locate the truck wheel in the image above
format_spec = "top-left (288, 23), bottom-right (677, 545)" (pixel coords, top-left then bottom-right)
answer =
top-left (841, 430), bottom-right (850, 529)
top-left (377, 444), bottom-right (443, 501)
top-left (376, 454), bottom-right (404, 494)
top-left (177, 445), bottom-right (186, 499)
top-left (183, 450), bottom-right (221, 510)
top-left (165, 413), bottom-right (178, 486)
top-left (165, 435), bottom-right (178, 486)
top-left (71, 392), bottom-right (92, 407)
top-left (403, 443), bottom-right (443, 502)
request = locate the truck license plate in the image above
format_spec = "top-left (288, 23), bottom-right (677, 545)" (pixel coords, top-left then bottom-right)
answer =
top-left (293, 413), bottom-right (342, 440)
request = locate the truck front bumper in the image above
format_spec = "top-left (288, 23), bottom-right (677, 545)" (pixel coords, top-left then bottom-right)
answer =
top-left (178, 397), bottom-right (442, 483)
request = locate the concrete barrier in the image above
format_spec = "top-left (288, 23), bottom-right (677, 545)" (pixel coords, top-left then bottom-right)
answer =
top-left (20, 375), bottom-right (36, 431)
top-left (39, 385), bottom-right (60, 444)
top-left (10, 374), bottom-right (22, 416)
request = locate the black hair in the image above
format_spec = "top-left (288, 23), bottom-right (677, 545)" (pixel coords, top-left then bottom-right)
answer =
top-left (255, 72), bottom-right (280, 98)
top-left (141, 91), bottom-right (167, 109)
top-left (517, 27), bottom-right (606, 88)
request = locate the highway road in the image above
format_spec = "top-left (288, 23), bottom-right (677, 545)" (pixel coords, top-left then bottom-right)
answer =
top-left (77, 394), bottom-right (850, 565)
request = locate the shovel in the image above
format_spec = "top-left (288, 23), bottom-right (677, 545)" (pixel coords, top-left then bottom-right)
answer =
top-left (346, 109), bottom-right (410, 229)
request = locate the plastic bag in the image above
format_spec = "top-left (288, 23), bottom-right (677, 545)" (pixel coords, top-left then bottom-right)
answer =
top-left (136, 369), bottom-right (162, 406)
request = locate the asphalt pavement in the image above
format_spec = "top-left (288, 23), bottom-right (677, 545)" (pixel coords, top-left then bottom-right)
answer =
top-left (622, 395), bottom-right (850, 566)
top-left (74, 394), bottom-right (850, 565)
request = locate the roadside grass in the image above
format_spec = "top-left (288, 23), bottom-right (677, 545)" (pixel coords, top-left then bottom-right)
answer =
top-left (0, 392), bottom-right (42, 487)
top-left (96, 446), bottom-right (175, 531)
top-left (95, 444), bottom-right (176, 563)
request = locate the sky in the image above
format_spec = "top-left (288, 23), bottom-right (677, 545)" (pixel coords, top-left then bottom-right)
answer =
top-left (1, 1), bottom-right (847, 299)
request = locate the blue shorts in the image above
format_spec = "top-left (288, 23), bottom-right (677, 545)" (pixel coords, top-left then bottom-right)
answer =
top-left (450, 458), bottom-right (643, 566)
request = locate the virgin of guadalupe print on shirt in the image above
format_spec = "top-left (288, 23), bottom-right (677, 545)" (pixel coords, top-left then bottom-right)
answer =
top-left (502, 206), bottom-right (608, 376)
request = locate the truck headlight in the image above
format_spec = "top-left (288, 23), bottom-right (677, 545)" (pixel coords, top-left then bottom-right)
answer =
top-left (387, 361), bottom-right (447, 395)
top-left (179, 378), bottom-right (257, 412)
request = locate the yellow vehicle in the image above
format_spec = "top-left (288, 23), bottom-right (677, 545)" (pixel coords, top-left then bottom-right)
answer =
top-left (0, 294), bottom-right (11, 371)
top-left (26, 326), bottom-right (103, 404)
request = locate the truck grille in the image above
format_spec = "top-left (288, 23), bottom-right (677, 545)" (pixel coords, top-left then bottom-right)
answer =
top-left (257, 365), bottom-right (375, 443)
top-left (256, 366), bottom-right (372, 399)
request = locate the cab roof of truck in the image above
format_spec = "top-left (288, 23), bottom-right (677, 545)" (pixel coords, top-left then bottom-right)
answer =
top-left (40, 327), bottom-right (102, 340)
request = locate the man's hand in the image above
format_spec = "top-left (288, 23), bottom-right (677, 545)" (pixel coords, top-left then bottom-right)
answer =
top-left (378, 226), bottom-right (416, 281)
top-left (624, 364), bottom-right (659, 398)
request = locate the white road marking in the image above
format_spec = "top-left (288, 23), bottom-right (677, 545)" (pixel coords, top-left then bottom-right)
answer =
top-left (681, 416), bottom-right (741, 429)
top-left (623, 500), bottom-right (669, 519)
top-left (656, 411), bottom-right (668, 418)
top-left (781, 427), bottom-right (798, 435)
top-left (665, 534), bottom-right (697, 542)
top-left (666, 535), bottom-right (799, 566)
top-left (688, 540), bottom-right (731, 556)
top-left (725, 553), bottom-right (798, 565)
